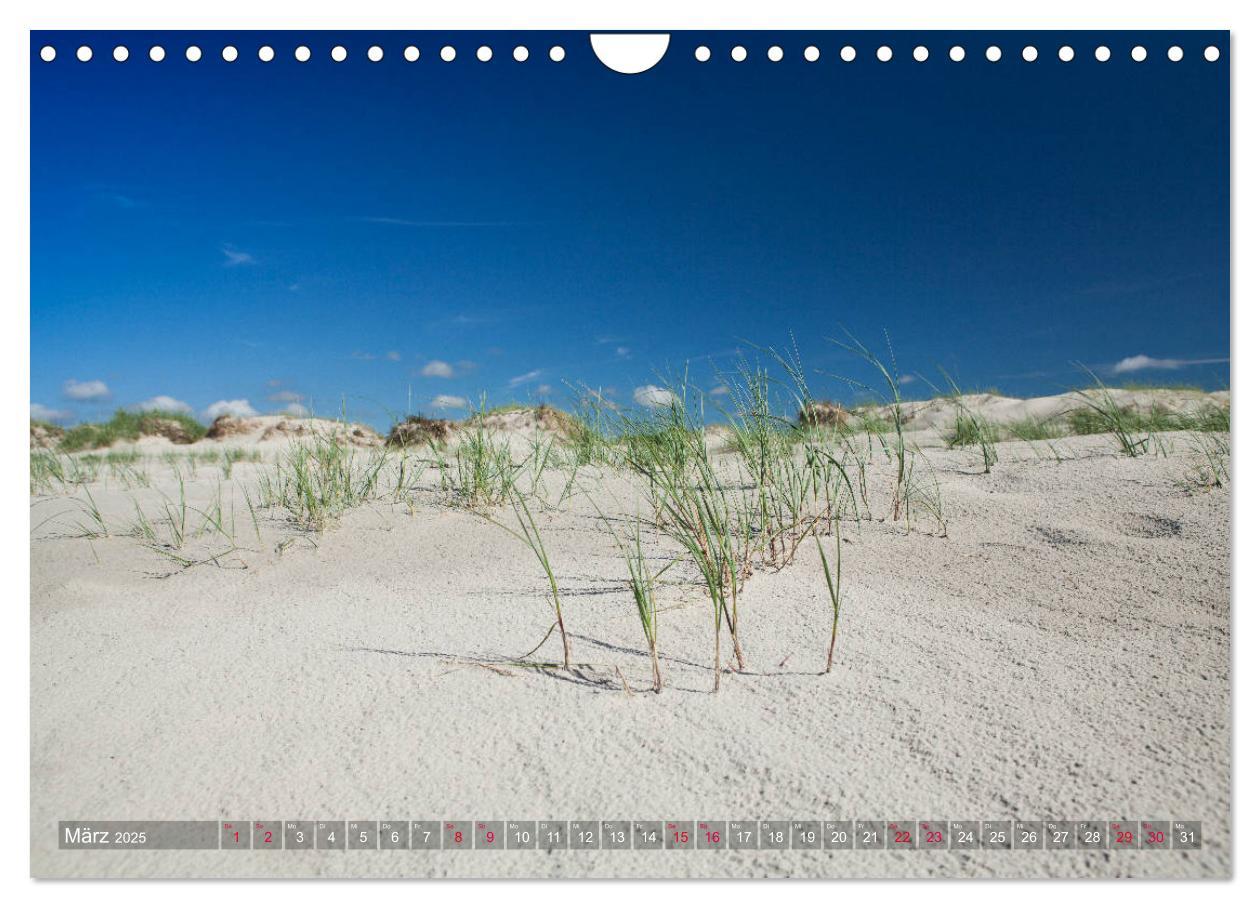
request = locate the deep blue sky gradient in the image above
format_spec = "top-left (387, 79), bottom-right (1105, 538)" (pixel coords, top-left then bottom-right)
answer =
top-left (30, 30), bottom-right (1230, 428)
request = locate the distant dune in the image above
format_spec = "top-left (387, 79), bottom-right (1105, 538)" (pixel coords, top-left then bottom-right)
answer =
top-left (30, 391), bottom-right (1230, 454)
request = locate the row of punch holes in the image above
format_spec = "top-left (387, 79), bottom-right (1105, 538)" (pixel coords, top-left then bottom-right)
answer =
top-left (38, 42), bottom-right (1222, 65)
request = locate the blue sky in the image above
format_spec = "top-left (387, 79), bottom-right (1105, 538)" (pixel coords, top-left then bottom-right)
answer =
top-left (30, 30), bottom-right (1230, 430)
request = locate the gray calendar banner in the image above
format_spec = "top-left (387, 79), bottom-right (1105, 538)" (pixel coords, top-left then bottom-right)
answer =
top-left (57, 820), bottom-right (1206, 850)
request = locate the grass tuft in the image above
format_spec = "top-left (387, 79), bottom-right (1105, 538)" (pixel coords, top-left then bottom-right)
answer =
top-left (258, 434), bottom-right (387, 531)
top-left (58, 409), bottom-right (207, 452)
top-left (485, 489), bottom-right (572, 670)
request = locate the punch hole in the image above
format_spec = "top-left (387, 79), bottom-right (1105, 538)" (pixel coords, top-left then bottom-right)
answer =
top-left (767, 46), bottom-right (784, 62)
top-left (1168, 46), bottom-right (1184, 62)
top-left (1204, 46), bottom-right (1220, 61)
top-left (1095, 46), bottom-right (1111, 61)
top-left (590, 34), bottom-right (668, 73)
top-left (695, 46), bottom-right (711, 62)
top-left (949, 46), bottom-right (965, 62)
top-left (368, 46), bottom-right (384, 62)
top-left (404, 46), bottom-right (420, 62)
top-left (185, 46), bottom-right (202, 62)
top-left (295, 46), bottom-right (311, 63)
top-left (913, 45), bottom-right (929, 62)
top-left (550, 46), bottom-right (566, 62)
top-left (1131, 45), bottom-right (1147, 62)
top-left (149, 46), bottom-right (165, 62)
top-left (39, 45), bottom-right (56, 62)
top-left (804, 46), bottom-right (820, 62)
top-left (113, 46), bottom-right (128, 63)
top-left (1022, 46), bottom-right (1038, 62)
top-left (477, 46), bottom-right (493, 62)
top-left (440, 46), bottom-right (456, 62)
top-left (76, 45), bottom-right (92, 62)
top-left (876, 45), bottom-right (892, 62)
top-left (985, 46), bottom-right (1001, 62)
top-left (840, 46), bottom-right (856, 62)
top-left (731, 45), bottom-right (747, 62)
top-left (258, 46), bottom-right (275, 63)
top-left (513, 46), bottom-right (528, 62)
top-left (1058, 46), bottom-right (1074, 62)
top-left (222, 46), bottom-right (239, 62)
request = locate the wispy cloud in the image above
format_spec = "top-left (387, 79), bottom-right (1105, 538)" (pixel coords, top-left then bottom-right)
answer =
top-left (594, 337), bottom-right (632, 359)
top-left (352, 349), bottom-right (404, 363)
top-left (421, 360), bottom-right (455, 378)
top-left (1112, 354), bottom-right (1229, 374)
top-left (354, 216), bottom-right (518, 228)
top-left (898, 374), bottom-right (917, 386)
top-left (132, 395), bottom-right (192, 414)
top-left (62, 378), bottom-right (110, 401)
top-left (508, 369), bottom-right (544, 388)
top-left (634, 385), bottom-right (679, 408)
top-left (280, 402), bottom-right (310, 417)
top-left (101, 191), bottom-right (144, 209)
top-left (267, 389), bottom-right (304, 404)
top-left (31, 403), bottom-right (73, 423)
top-left (429, 394), bottom-right (469, 410)
top-left (203, 399), bottom-right (258, 420)
top-left (709, 384), bottom-right (730, 397)
top-left (221, 245), bottom-right (256, 267)
top-left (433, 307), bottom-right (542, 329)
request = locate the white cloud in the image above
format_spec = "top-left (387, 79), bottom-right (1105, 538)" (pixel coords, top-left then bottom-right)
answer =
top-left (133, 395), bottom-right (192, 414)
top-left (62, 378), bottom-right (110, 401)
top-left (421, 359), bottom-right (455, 378)
top-left (709, 384), bottom-right (730, 397)
top-left (203, 399), bottom-right (259, 420)
top-left (508, 369), bottom-right (544, 388)
top-left (31, 403), bottom-right (72, 423)
top-left (634, 385), bottom-right (679, 408)
top-left (386, 351), bottom-right (401, 362)
top-left (898, 374), bottom-right (917, 386)
top-left (537, 384), bottom-right (553, 396)
top-left (281, 402), bottom-right (310, 417)
top-left (615, 346), bottom-right (631, 359)
top-left (429, 394), bottom-right (469, 411)
top-left (1112, 354), bottom-right (1230, 374)
top-left (267, 389), bottom-right (304, 403)
top-left (222, 245), bottom-right (255, 267)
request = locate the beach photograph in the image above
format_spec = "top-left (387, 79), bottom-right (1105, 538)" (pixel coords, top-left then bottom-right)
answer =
top-left (28, 30), bottom-right (1230, 879)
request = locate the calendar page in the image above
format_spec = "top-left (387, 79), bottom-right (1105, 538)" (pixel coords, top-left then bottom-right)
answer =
top-left (27, 26), bottom-right (1230, 880)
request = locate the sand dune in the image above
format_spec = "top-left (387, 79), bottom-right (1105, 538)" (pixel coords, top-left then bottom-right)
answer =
top-left (866, 388), bottom-right (1230, 434)
top-left (29, 402), bottom-right (1230, 878)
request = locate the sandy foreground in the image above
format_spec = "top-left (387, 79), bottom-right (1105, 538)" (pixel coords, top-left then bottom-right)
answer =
top-left (30, 414), bottom-right (1230, 878)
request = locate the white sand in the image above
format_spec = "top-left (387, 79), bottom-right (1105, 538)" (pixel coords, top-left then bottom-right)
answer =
top-left (862, 387), bottom-right (1230, 434)
top-left (29, 407), bottom-right (1230, 878)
